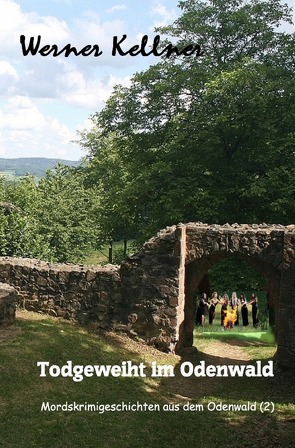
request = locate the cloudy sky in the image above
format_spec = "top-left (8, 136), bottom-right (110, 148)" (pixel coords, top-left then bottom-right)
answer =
top-left (0, 0), bottom-right (179, 160)
top-left (0, 0), bottom-right (294, 161)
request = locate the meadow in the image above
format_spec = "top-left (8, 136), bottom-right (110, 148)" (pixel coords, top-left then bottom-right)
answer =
top-left (0, 310), bottom-right (294, 448)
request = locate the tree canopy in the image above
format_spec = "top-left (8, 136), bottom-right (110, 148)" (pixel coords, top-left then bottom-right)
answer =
top-left (0, 165), bottom-right (100, 263)
top-left (79, 0), bottom-right (295, 242)
top-left (2, 0), bottom-right (294, 267)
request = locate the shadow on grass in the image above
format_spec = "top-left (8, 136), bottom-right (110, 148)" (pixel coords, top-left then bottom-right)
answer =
top-left (0, 312), bottom-right (294, 448)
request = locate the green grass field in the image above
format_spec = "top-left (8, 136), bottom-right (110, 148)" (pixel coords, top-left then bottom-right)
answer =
top-left (0, 311), bottom-right (294, 448)
top-left (84, 241), bottom-right (135, 265)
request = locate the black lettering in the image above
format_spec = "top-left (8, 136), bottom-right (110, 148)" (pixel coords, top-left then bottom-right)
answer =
top-left (79, 44), bottom-right (93, 56)
top-left (20, 33), bottom-right (202, 59)
top-left (112, 34), bottom-right (159, 57)
top-left (19, 35), bottom-right (103, 58)
top-left (54, 44), bottom-right (79, 57)
top-left (152, 36), bottom-right (204, 58)
top-left (161, 43), bottom-right (181, 58)
top-left (148, 35), bottom-right (179, 57)
top-left (180, 44), bottom-right (195, 56)
top-left (20, 35), bottom-right (41, 56)
top-left (177, 44), bottom-right (204, 57)
top-left (79, 44), bottom-right (103, 57)
top-left (39, 44), bottom-right (57, 56)
top-left (194, 45), bottom-right (204, 57)
top-left (128, 44), bottom-right (140, 56)
top-left (140, 35), bottom-right (154, 56)
top-left (151, 35), bottom-right (162, 56)
top-left (112, 34), bottom-right (128, 56)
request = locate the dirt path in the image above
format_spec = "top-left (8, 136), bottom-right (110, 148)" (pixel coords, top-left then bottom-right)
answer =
top-left (199, 340), bottom-right (250, 361)
top-left (160, 339), bottom-right (253, 400)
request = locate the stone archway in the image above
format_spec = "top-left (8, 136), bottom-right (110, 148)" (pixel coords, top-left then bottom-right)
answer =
top-left (0, 222), bottom-right (293, 369)
top-left (120, 223), bottom-right (295, 371)
top-left (182, 230), bottom-right (282, 346)
top-left (183, 253), bottom-right (280, 344)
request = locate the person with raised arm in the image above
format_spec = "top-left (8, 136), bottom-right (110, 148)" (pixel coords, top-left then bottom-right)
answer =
top-left (231, 292), bottom-right (240, 326)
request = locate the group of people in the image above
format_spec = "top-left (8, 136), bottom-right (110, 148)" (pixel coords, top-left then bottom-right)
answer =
top-left (195, 291), bottom-right (259, 329)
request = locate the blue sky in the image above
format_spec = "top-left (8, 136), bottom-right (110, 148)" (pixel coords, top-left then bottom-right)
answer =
top-left (0, 0), bottom-right (294, 161)
top-left (0, 0), bottom-right (179, 160)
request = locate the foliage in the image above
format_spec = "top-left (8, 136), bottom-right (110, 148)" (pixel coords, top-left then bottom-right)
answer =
top-left (0, 164), bottom-right (100, 263)
top-left (81, 134), bottom-right (141, 242)
top-left (79, 0), bottom-right (295, 241)
top-left (1, 0), bottom-right (294, 262)
top-left (0, 176), bottom-right (51, 259)
top-left (35, 164), bottom-right (101, 262)
top-left (0, 212), bottom-right (51, 259)
top-left (208, 256), bottom-right (266, 292)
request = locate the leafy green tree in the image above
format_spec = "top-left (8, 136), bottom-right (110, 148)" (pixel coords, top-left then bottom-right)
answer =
top-left (0, 212), bottom-right (52, 259)
top-left (81, 133), bottom-right (141, 244)
top-left (80, 0), bottom-right (295, 241)
top-left (4, 175), bottom-right (38, 211)
top-left (0, 166), bottom-right (100, 263)
top-left (208, 256), bottom-right (266, 293)
top-left (36, 164), bottom-right (101, 262)
top-left (0, 175), bottom-right (51, 259)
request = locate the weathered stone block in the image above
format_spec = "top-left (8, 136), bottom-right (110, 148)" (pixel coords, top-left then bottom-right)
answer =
top-left (0, 283), bottom-right (17, 326)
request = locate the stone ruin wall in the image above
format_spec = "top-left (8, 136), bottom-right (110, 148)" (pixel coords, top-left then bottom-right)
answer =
top-left (0, 283), bottom-right (17, 326)
top-left (119, 225), bottom-right (183, 349)
top-left (0, 225), bottom-right (182, 350)
top-left (0, 258), bottom-right (122, 330)
top-left (182, 223), bottom-right (294, 357)
top-left (0, 222), bottom-right (294, 370)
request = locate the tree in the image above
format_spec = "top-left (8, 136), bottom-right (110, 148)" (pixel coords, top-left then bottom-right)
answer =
top-left (81, 133), bottom-right (142, 244)
top-left (0, 175), bottom-right (52, 259)
top-left (79, 0), bottom-right (295, 241)
top-left (0, 166), bottom-right (101, 263)
top-left (208, 256), bottom-right (266, 292)
top-left (35, 164), bottom-right (101, 262)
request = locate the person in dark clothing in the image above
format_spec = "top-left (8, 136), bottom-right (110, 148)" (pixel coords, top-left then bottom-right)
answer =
top-left (209, 291), bottom-right (221, 324)
top-left (195, 292), bottom-right (209, 327)
top-left (240, 293), bottom-right (249, 326)
top-left (250, 292), bottom-right (259, 328)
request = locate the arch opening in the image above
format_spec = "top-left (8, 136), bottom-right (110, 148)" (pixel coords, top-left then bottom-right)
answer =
top-left (181, 252), bottom-right (281, 351)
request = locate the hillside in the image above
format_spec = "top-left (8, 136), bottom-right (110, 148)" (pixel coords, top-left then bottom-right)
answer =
top-left (0, 157), bottom-right (80, 179)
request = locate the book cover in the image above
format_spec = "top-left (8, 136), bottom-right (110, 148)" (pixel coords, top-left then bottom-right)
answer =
top-left (0, 1), bottom-right (294, 447)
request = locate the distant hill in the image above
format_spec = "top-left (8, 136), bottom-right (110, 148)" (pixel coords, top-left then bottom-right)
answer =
top-left (0, 158), bottom-right (80, 179)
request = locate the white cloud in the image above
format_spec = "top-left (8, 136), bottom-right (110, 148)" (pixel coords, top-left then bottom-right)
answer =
top-left (23, 16), bottom-right (69, 42)
top-left (52, 0), bottom-right (73, 4)
top-left (0, 0), bottom-right (162, 159)
top-left (0, 96), bottom-right (47, 130)
top-left (57, 69), bottom-right (131, 108)
top-left (151, 3), bottom-right (178, 29)
top-left (0, 95), bottom-right (80, 159)
top-left (0, 60), bottom-right (19, 95)
top-left (0, 0), bottom-right (70, 57)
top-left (106, 4), bottom-right (127, 14)
top-left (0, 61), bottom-right (18, 78)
